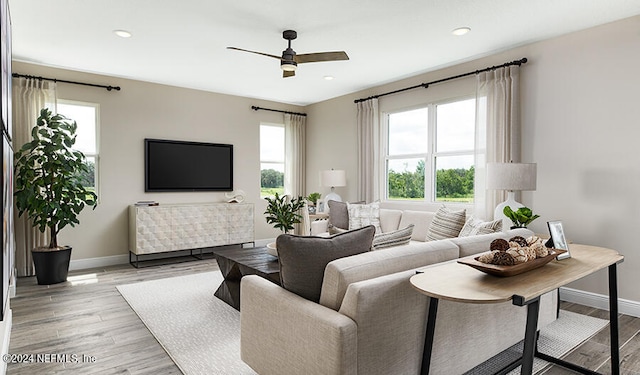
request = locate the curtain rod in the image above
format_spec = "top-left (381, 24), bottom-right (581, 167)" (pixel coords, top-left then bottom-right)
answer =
top-left (354, 57), bottom-right (528, 103)
top-left (251, 106), bottom-right (307, 117)
top-left (12, 73), bottom-right (121, 92)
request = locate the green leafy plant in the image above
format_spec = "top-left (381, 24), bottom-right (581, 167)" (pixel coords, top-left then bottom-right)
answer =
top-left (264, 193), bottom-right (306, 233)
top-left (503, 206), bottom-right (539, 228)
top-left (306, 192), bottom-right (321, 205)
top-left (14, 108), bottom-right (98, 249)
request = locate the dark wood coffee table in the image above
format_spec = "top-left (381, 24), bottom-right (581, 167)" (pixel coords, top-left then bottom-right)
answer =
top-left (212, 246), bottom-right (280, 310)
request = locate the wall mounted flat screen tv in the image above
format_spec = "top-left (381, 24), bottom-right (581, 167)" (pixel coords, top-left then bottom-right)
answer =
top-left (145, 138), bottom-right (233, 192)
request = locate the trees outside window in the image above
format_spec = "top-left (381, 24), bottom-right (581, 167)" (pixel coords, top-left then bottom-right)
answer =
top-left (385, 98), bottom-right (475, 203)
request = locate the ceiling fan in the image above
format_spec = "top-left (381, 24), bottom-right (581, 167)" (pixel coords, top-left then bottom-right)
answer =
top-left (227, 30), bottom-right (349, 78)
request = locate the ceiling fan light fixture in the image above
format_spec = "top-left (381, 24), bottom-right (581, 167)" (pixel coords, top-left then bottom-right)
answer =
top-left (281, 61), bottom-right (297, 71)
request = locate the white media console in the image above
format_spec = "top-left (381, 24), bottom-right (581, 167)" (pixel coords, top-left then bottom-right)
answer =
top-left (128, 202), bottom-right (254, 266)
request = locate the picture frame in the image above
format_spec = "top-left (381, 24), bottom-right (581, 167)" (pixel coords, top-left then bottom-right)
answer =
top-left (547, 220), bottom-right (571, 260)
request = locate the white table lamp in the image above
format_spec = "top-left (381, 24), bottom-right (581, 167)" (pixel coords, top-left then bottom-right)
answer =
top-left (320, 169), bottom-right (346, 212)
top-left (486, 162), bottom-right (537, 229)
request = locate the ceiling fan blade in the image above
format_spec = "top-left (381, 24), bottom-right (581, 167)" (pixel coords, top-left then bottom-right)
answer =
top-left (227, 47), bottom-right (281, 60)
top-left (295, 51), bottom-right (349, 64)
top-left (283, 70), bottom-right (295, 78)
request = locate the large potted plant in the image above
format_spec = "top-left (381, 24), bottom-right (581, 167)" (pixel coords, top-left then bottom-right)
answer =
top-left (14, 108), bottom-right (98, 285)
top-left (263, 193), bottom-right (305, 256)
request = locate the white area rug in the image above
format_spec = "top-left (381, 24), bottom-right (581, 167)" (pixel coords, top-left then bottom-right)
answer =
top-left (117, 272), bottom-right (608, 375)
top-left (117, 272), bottom-right (257, 375)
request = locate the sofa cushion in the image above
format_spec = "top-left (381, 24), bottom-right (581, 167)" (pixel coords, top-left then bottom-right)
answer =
top-left (398, 210), bottom-right (436, 241)
top-left (319, 239), bottom-right (459, 310)
top-left (450, 228), bottom-right (534, 258)
top-left (347, 201), bottom-right (382, 233)
top-left (276, 225), bottom-right (376, 302)
top-left (426, 205), bottom-right (466, 241)
top-left (458, 216), bottom-right (502, 237)
top-left (372, 225), bottom-right (414, 250)
top-left (379, 209), bottom-right (403, 233)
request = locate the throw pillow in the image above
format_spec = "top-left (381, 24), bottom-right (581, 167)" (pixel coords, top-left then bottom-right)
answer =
top-left (327, 200), bottom-right (349, 230)
top-left (347, 201), bottom-right (382, 233)
top-left (276, 225), bottom-right (376, 302)
top-left (458, 216), bottom-right (502, 237)
top-left (372, 224), bottom-right (414, 250)
top-left (426, 205), bottom-right (466, 241)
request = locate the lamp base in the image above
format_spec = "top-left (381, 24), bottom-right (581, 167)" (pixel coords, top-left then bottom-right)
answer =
top-left (322, 192), bottom-right (342, 213)
top-left (494, 191), bottom-right (524, 231)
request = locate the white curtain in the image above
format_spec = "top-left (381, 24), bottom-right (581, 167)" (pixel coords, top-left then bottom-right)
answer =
top-left (12, 77), bottom-right (57, 276)
top-left (284, 113), bottom-right (306, 235)
top-left (474, 66), bottom-right (521, 220)
top-left (356, 98), bottom-right (380, 203)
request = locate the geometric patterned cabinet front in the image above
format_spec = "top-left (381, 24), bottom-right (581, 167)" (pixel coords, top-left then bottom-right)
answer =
top-left (128, 203), bottom-right (254, 255)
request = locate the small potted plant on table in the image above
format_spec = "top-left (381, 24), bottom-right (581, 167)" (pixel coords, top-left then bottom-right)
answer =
top-left (14, 108), bottom-right (98, 285)
top-left (503, 206), bottom-right (539, 229)
top-left (306, 192), bottom-right (321, 214)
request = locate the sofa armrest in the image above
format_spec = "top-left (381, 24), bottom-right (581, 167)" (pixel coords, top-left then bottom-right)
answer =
top-left (310, 219), bottom-right (329, 235)
top-left (240, 275), bottom-right (357, 375)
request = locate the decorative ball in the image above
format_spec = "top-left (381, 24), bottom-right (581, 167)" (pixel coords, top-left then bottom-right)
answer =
top-left (493, 251), bottom-right (516, 266)
top-left (490, 238), bottom-right (510, 251)
top-left (509, 236), bottom-right (528, 247)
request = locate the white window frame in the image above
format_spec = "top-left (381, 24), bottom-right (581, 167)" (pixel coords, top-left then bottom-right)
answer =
top-left (56, 99), bottom-right (100, 197)
top-left (259, 122), bottom-right (285, 198)
top-left (382, 95), bottom-right (475, 206)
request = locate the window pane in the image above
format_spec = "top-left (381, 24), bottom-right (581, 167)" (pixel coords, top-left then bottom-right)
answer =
top-left (260, 124), bottom-right (285, 197)
top-left (434, 155), bottom-right (474, 203)
top-left (436, 99), bottom-right (475, 152)
top-left (260, 163), bottom-right (284, 197)
top-left (77, 156), bottom-right (96, 192)
top-left (260, 125), bottom-right (284, 162)
top-left (57, 103), bottom-right (97, 154)
top-left (387, 158), bottom-right (425, 200)
top-left (388, 107), bottom-right (428, 155)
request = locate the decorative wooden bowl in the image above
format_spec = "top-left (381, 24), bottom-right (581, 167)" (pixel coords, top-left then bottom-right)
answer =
top-left (457, 249), bottom-right (567, 277)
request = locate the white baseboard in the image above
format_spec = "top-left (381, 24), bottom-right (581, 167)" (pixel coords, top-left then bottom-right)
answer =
top-left (68, 240), bottom-right (273, 271)
top-left (0, 306), bottom-right (12, 375)
top-left (560, 287), bottom-right (640, 318)
top-left (69, 254), bottom-right (129, 271)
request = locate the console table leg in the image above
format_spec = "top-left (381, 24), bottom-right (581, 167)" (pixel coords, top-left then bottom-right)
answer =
top-left (609, 264), bottom-right (620, 375)
top-left (420, 297), bottom-right (439, 375)
top-left (521, 297), bottom-right (540, 375)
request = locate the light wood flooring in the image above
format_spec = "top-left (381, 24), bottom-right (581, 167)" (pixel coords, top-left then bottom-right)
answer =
top-left (6, 255), bottom-right (640, 374)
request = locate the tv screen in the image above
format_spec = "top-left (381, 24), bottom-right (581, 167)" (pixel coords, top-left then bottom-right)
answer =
top-left (145, 138), bottom-right (233, 192)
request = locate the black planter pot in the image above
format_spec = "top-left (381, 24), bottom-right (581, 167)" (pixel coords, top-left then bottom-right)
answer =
top-left (32, 246), bottom-right (72, 285)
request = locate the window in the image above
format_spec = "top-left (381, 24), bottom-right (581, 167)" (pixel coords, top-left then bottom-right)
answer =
top-left (385, 97), bottom-right (475, 203)
top-left (260, 124), bottom-right (285, 197)
top-left (57, 100), bottom-right (99, 194)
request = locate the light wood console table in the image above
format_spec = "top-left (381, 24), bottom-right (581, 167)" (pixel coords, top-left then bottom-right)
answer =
top-left (410, 244), bottom-right (624, 375)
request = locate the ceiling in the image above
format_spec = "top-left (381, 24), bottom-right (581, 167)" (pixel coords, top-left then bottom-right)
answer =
top-left (8, 1), bottom-right (640, 106)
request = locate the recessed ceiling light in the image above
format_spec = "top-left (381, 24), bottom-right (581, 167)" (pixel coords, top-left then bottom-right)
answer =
top-left (452, 27), bottom-right (471, 36)
top-left (324, 75), bottom-right (334, 81)
top-left (114, 30), bottom-right (132, 38)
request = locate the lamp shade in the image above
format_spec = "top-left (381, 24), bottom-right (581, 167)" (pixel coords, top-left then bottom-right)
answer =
top-left (320, 169), bottom-right (347, 187)
top-left (486, 163), bottom-right (537, 191)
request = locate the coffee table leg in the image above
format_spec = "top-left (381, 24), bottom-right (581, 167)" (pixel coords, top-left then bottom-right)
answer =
top-left (421, 297), bottom-right (439, 375)
top-left (609, 264), bottom-right (620, 375)
top-left (521, 297), bottom-right (540, 375)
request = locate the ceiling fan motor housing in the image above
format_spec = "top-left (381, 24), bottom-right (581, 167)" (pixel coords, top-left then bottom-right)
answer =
top-left (281, 47), bottom-right (297, 71)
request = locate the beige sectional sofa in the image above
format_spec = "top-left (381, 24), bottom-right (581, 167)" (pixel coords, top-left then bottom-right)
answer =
top-left (240, 208), bottom-right (557, 375)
